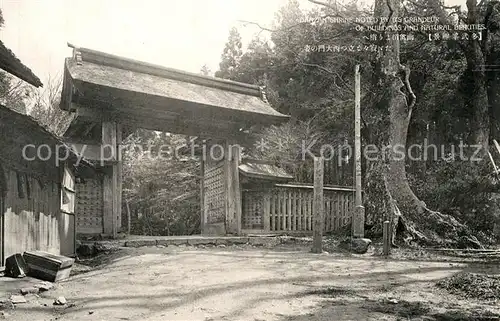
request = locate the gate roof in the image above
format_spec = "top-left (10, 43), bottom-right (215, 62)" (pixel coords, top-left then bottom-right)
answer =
top-left (60, 46), bottom-right (288, 139)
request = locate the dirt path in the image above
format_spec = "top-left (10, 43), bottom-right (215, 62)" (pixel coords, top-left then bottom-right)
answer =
top-left (5, 246), bottom-right (500, 321)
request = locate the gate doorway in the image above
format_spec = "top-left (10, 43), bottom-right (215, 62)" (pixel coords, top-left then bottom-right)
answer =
top-left (60, 45), bottom-right (289, 237)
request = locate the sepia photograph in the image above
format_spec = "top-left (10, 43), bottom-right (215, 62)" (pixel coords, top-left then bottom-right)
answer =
top-left (0, 0), bottom-right (499, 319)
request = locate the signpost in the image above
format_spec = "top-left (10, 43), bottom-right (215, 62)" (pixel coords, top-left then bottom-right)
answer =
top-left (353, 65), bottom-right (365, 238)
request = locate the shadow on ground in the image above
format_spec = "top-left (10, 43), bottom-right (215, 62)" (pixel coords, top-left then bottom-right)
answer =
top-left (8, 246), bottom-right (500, 321)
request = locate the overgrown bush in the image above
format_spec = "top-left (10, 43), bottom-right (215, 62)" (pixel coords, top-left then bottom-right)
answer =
top-left (409, 158), bottom-right (500, 243)
top-left (130, 198), bottom-right (200, 236)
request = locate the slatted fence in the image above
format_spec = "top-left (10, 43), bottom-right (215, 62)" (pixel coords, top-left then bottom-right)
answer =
top-left (242, 184), bottom-right (355, 233)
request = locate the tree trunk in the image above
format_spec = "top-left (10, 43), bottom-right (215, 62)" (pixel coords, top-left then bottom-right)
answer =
top-left (368, 0), bottom-right (482, 247)
top-left (428, 0), bottom-right (489, 148)
top-left (466, 0), bottom-right (490, 149)
top-left (485, 1), bottom-right (500, 140)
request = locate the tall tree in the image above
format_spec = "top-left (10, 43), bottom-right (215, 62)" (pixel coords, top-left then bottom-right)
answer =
top-left (425, 0), bottom-right (500, 149)
top-left (236, 38), bottom-right (274, 85)
top-left (245, 0), bottom-right (484, 245)
top-left (462, 0), bottom-right (489, 149)
top-left (215, 27), bottom-right (243, 80)
top-left (484, 1), bottom-right (500, 139)
top-left (360, 0), bottom-right (481, 246)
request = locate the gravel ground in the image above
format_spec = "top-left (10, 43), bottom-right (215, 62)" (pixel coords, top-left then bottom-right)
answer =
top-left (0, 243), bottom-right (499, 321)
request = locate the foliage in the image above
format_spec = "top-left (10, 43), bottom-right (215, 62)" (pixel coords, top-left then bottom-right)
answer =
top-left (200, 64), bottom-right (212, 76)
top-left (437, 272), bottom-right (500, 300)
top-left (116, 0), bottom-right (500, 240)
top-left (0, 73), bottom-right (31, 114)
top-left (234, 38), bottom-right (274, 86)
top-left (0, 9), bottom-right (32, 114)
top-left (214, 27), bottom-right (243, 80)
top-left (28, 75), bottom-right (73, 135)
top-left (247, 121), bottom-right (324, 181)
top-left (122, 131), bottom-right (200, 236)
top-left (409, 160), bottom-right (500, 242)
top-left (213, 0), bottom-right (500, 243)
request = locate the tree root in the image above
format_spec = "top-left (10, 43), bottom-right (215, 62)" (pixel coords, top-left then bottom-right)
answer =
top-left (365, 163), bottom-right (483, 249)
top-left (393, 206), bottom-right (483, 249)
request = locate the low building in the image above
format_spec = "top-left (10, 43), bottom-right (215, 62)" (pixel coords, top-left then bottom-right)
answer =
top-left (0, 39), bottom-right (86, 264)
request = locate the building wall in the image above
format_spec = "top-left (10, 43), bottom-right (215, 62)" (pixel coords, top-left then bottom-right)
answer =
top-left (2, 168), bottom-right (75, 260)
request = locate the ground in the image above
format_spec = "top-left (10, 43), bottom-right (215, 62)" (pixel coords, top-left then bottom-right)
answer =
top-left (2, 241), bottom-right (500, 321)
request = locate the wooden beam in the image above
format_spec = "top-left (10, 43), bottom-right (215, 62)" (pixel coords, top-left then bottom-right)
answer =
top-left (102, 172), bottom-right (113, 236)
top-left (75, 104), bottom-right (178, 122)
top-left (353, 65), bottom-right (365, 238)
top-left (223, 141), bottom-right (243, 235)
top-left (312, 157), bottom-right (324, 254)
top-left (240, 158), bottom-right (296, 166)
top-left (102, 122), bottom-right (117, 237)
top-left (275, 183), bottom-right (356, 192)
top-left (112, 165), bottom-right (119, 237)
top-left (73, 98), bottom-right (254, 133)
top-left (354, 65), bottom-right (362, 207)
top-left (74, 104), bottom-right (242, 139)
top-left (224, 141), bottom-right (233, 234)
top-left (74, 99), bottom-right (243, 128)
top-left (116, 123), bottom-right (123, 233)
top-left (232, 145), bottom-right (242, 235)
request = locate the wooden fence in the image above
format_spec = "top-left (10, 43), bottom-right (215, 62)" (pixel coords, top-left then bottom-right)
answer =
top-left (242, 183), bottom-right (355, 233)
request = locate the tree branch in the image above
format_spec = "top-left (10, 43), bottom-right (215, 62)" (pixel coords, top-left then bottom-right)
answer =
top-left (300, 62), bottom-right (355, 94)
top-left (441, 4), bottom-right (462, 10)
top-left (306, 1), bottom-right (372, 29)
top-left (307, 0), bottom-right (336, 10)
top-left (400, 64), bottom-right (416, 119)
top-left (237, 20), bottom-right (308, 33)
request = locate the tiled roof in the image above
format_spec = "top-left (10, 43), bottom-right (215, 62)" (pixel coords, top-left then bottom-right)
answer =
top-left (239, 162), bottom-right (293, 181)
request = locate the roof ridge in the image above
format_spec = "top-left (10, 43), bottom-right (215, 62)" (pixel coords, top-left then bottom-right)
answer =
top-left (0, 104), bottom-right (91, 168)
top-left (0, 40), bottom-right (43, 87)
top-left (71, 45), bottom-right (264, 98)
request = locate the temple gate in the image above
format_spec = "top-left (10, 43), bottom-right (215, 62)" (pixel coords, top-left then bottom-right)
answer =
top-left (59, 45), bottom-right (289, 237)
